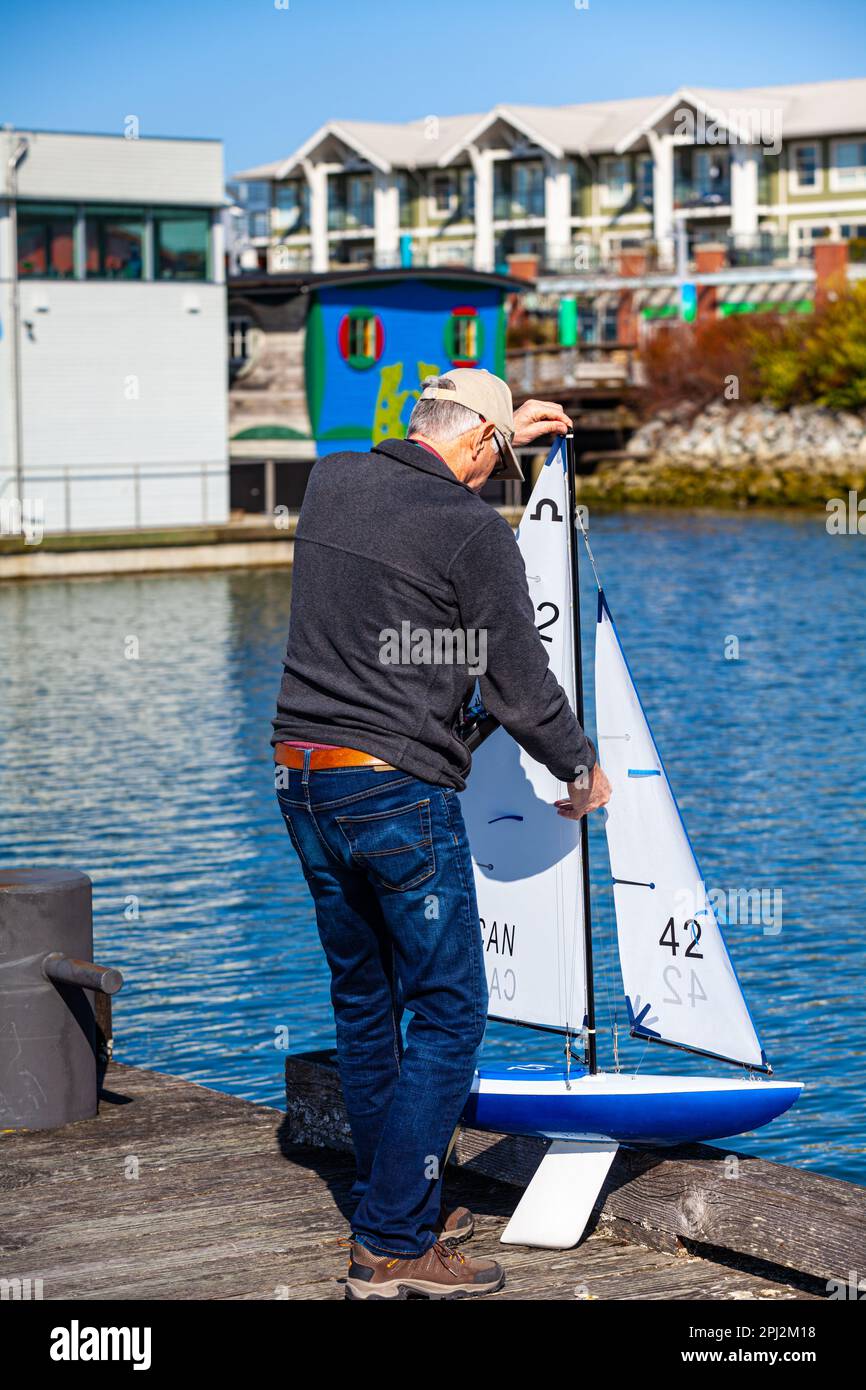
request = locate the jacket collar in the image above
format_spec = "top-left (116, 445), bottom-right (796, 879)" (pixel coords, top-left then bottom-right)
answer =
top-left (372, 437), bottom-right (470, 490)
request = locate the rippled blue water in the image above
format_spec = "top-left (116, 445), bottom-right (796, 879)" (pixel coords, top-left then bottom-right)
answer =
top-left (1, 510), bottom-right (863, 1183)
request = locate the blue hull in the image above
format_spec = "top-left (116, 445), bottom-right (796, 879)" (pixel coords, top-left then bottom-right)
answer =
top-left (462, 1065), bottom-right (803, 1145)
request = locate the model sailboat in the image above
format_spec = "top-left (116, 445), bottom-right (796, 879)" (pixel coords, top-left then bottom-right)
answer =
top-left (458, 435), bottom-right (801, 1249)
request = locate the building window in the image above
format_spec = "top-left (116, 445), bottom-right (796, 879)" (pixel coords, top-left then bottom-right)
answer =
top-left (273, 181), bottom-right (309, 233)
top-left (328, 173), bottom-right (373, 230)
top-left (494, 161), bottom-right (544, 219)
top-left (569, 158), bottom-right (589, 216)
top-left (444, 306), bottom-right (483, 367)
top-left (832, 139), bottom-right (866, 191)
top-left (85, 207), bottom-right (145, 279)
top-left (694, 150), bottom-right (730, 202)
top-left (227, 180), bottom-right (271, 241)
top-left (636, 155), bottom-right (654, 210)
top-left (791, 142), bottom-right (821, 192)
top-left (601, 301), bottom-right (619, 343)
top-left (430, 173), bottom-right (455, 217)
top-left (457, 167), bottom-right (475, 219)
top-left (577, 302), bottom-right (596, 343)
top-left (338, 308), bottom-right (384, 369)
top-left (792, 222), bottom-right (833, 258)
top-left (153, 208), bottom-right (210, 280)
top-left (16, 203), bottom-right (76, 279)
top-left (347, 174), bottom-right (374, 228)
top-left (397, 172), bottom-right (414, 228)
top-left (600, 157), bottom-right (631, 207)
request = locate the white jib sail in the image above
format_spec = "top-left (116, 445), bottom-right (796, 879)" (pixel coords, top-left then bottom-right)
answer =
top-left (594, 593), bottom-right (766, 1069)
top-left (460, 442), bottom-right (588, 1035)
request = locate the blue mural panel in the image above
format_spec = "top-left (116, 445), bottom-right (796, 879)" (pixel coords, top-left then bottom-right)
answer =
top-left (308, 277), bottom-right (505, 456)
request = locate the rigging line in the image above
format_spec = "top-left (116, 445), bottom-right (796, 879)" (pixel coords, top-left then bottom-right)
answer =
top-left (574, 503), bottom-right (603, 592)
top-left (632, 1035), bottom-right (653, 1077)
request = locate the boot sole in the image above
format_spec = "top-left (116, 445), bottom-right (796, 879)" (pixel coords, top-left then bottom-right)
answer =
top-left (345, 1270), bottom-right (505, 1300)
top-left (439, 1219), bottom-right (474, 1245)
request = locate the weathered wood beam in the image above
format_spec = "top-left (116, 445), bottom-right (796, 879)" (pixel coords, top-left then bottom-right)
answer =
top-left (285, 1052), bottom-right (866, 1287)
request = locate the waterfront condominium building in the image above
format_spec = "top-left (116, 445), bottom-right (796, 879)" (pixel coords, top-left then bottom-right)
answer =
top-left (0, 129), bottom-right (228, 534)
top-left (229, 78), bottom-right (866, 278)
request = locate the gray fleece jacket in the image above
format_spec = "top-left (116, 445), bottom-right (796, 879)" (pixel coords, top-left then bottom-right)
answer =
top-left (272, 437), bottom-right (595, 790)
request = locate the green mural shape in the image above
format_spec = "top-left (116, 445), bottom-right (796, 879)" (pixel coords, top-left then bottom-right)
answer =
top-left (372, 362), bottom-right (412, 443)
top-left (371, 361), bottom-right (443, 444)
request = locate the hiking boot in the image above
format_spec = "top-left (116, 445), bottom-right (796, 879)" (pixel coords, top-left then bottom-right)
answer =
top-left (345, 1239), bottom-right (504, 1300)
top-left (438, 1204), bottom-right (474, 1244)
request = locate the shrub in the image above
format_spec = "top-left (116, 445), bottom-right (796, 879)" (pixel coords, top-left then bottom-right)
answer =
top-left (751, 282), bottom-right (866, 410)
top-left (639, 282), bottom-right (866, 415)
top-left (640, 314), bottom-right (771, 418)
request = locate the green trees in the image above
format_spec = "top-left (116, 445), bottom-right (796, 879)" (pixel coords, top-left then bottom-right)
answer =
top-left (641, 283), bottom-right (866, 415)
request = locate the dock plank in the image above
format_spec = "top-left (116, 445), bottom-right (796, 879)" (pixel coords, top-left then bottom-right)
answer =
top-left (0, 1063), bottom-right (823, 1300)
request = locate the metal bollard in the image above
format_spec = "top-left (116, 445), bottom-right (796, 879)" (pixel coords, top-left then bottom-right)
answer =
top-left (0, 867), bottom-right (124, 1130)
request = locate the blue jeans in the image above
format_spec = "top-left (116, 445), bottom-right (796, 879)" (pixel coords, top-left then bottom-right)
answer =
top-left (276, 756), bottom-right (488, 1257)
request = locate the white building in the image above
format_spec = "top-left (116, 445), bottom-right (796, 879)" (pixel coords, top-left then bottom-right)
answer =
top-left (0, 129), bottom-right (228, 535)
top-left (230, 78), bottom-right (866, 278)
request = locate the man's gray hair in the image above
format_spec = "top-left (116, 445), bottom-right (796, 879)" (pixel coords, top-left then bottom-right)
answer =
top-left (406, 376), bottom-right (482, 443)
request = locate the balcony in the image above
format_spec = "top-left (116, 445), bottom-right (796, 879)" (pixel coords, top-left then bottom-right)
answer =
top-left (674, 180), bottom-right (731, 210)
top-left (723, 232), bottom-right (793, 267)
top-left (272, 206), bottom-right (309, 237)
top-left (493, 190), bottom-right (545, 221)
top-left (327, 205), bottom-right (374, 232)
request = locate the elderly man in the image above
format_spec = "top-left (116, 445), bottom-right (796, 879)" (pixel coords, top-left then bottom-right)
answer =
top-left (273, 370), bottom-right (610, 1299)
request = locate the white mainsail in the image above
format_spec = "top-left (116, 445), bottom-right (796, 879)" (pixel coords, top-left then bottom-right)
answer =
top-left (594, 592), bottom-right (767, 1070)
top-left (460, 443), bottom-right (588, 1035)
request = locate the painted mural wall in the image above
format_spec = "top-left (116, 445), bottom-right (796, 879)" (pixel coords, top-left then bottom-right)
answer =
top-left (305, 278), bottom-right (507, 455)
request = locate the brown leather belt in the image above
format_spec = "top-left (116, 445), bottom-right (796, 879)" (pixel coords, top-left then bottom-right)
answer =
top-left (274, 743), bottom-right (395, 771)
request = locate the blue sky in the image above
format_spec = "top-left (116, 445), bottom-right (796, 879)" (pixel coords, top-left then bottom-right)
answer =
top-left (3, 0), bottom-right (866, 175)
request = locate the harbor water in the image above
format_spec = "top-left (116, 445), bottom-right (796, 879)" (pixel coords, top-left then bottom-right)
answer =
top-left (1, 508), bottom-right (863, 1182)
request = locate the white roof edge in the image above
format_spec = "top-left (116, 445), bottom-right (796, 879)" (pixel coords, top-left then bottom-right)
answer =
top-left (436, 104), bottom-right (565, 167)
top-left (275, 121), bottom-right (391, 180)
top-left (615, 86), bottom-right (758, 152)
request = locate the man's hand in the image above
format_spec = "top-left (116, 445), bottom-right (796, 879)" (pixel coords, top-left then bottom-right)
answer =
top-left (512, 398), bottom-right (573, 447)
top-left (555, 764), bottom-right (612, 821)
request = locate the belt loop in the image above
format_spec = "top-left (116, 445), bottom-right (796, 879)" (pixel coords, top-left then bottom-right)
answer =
top-left (302, 748), bottom-right (312, 785)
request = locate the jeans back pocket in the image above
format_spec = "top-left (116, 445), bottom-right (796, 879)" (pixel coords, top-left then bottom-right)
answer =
top-left (336, 799), bottom-right (435, 892)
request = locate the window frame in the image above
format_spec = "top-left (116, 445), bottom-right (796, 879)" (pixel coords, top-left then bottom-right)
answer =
top-left (428, 172), bottom-right (457, 220)
top-left (830, 137), bottom-right (866, 192)
top-left (16, 202), bottom-right (77, 280)
top-left (84, 205), bottom-right (147, 281)
top-left (789, 140), bottom-right (823, 194)
top-left (338, 307), bottom-right (384, 370)
top-left (444, 305), bottom-right (483, 368)
top-left (152, 206), bottom-right (212, 282)
top-left (600, 156), bottom-right (632, 208)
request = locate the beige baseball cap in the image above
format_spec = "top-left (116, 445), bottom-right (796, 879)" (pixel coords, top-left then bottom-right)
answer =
top-left (419, 368), bottom-right (524, 481)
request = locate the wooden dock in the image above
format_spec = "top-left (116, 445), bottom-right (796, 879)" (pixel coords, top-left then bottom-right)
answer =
top-left (1, 1055), bottom-right (863, 1301)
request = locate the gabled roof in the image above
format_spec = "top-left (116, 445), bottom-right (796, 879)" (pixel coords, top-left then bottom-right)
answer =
top-left (232, 78), bottom-right (866, 183)
top-left (616, 79), bottom-right (866, 151)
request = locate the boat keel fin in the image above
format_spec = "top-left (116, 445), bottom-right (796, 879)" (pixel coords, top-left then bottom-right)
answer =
top-left (500, 1139), bottom-right (619, 1249)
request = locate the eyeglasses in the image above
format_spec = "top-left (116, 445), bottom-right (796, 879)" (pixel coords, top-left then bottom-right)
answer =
top-left (478, 417), bottom-right (508, 478)
top-left (490, 435), bottom-right (508, 479)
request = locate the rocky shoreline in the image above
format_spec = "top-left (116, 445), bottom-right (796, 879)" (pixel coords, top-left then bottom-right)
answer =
top-left (579, 402), bottom-right (866, 506)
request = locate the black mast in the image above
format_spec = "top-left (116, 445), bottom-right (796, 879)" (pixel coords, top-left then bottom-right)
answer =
top-left (565, 432), bottom-right (598, 1075)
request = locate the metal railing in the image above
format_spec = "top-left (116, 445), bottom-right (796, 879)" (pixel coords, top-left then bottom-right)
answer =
top-left (674, 181), bottom-right (731, 208)
top-left (327, 207), bottom-right (375, 232)
top-left (493, 192), bottom-right (546, 220)
top-left (0, 462), bottom-right (226, 536)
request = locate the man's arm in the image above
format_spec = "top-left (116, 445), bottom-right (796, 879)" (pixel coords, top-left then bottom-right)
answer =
top-left (451, 513), bottom-right (596, 784)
